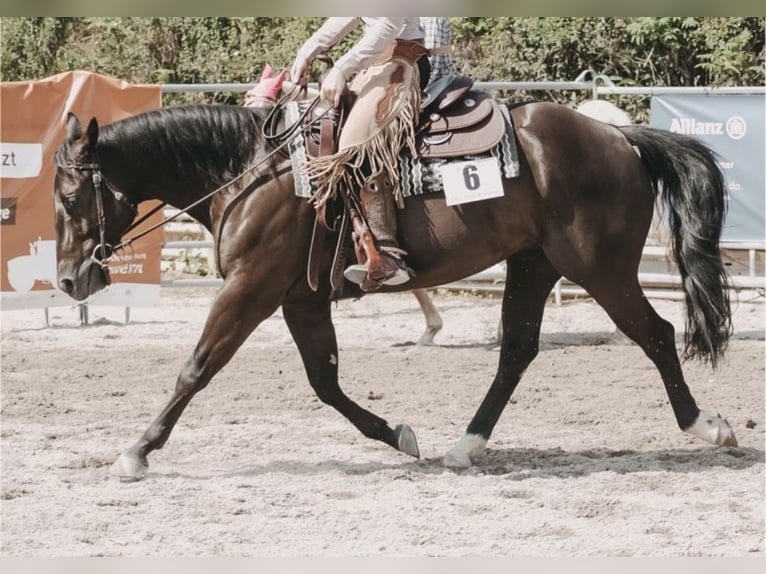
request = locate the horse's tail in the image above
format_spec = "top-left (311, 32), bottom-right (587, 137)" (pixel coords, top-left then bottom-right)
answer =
top-left (619, 125), bottom-right (732, 367)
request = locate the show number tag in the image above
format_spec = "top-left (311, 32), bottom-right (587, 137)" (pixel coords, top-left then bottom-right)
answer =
top-left (439, 157), bottom-right (504, 206)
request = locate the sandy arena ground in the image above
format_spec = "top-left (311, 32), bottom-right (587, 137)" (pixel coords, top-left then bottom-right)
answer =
top-left (1, 287), bottom-right (764, 557)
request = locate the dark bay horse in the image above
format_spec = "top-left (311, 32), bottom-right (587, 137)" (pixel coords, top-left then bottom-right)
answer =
top-left (53, 101), bottom-right (736, 480)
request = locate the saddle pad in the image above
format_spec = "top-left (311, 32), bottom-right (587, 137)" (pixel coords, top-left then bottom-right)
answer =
top-left (286, 101), bottom-right (520, 200)
top-left (285, 101), bottom-right (314, 198)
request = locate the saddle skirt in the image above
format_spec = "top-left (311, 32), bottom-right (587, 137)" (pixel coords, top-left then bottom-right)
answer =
top-left (286, 89), bottom-right (520, 200)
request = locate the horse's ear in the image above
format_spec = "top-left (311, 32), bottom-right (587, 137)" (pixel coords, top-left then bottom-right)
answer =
top-left (261, 63), bottom-right (273, 80)
top-left (65, 113), bottom-right (98, 147)
top-left (85, 117), bottom-right (99, 148)
top-left (275, 70), bottom-right (287, 88)
top-left (65, 112), bottom-right (82, 141)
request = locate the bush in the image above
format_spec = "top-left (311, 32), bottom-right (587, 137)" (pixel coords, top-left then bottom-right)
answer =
top-left (2, 17), bottom-right (763, 115)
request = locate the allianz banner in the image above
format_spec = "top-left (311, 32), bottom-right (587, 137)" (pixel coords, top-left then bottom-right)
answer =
top-left (651, 94), bottom-right (765, 243)
top-left (0, 71), bottom-right (163, 310)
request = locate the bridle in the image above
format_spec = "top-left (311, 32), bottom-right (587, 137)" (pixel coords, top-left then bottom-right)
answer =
top-left (54, 153), bottom-right (138, 281)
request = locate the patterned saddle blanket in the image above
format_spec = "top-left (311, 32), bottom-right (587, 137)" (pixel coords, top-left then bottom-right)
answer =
top-left (286, 95), bottom-right (520, 200)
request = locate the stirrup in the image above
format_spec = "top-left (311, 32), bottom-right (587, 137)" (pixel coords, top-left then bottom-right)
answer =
top-left (344, 264), bottom-right (411, 290)
top-left (343, 252), bottom-right (411, 291)
top-left (343, 264), bottom-right (370, 286)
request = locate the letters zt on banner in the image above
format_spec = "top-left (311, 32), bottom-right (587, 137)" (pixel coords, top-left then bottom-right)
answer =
top-left (439, 156), bottom-right (504, 206)
top-left (0, 143), bottom-right (43, 179)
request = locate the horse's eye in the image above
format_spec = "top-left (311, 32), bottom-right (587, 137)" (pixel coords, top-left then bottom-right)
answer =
top-left (61, 195), bottom-right (78, 209)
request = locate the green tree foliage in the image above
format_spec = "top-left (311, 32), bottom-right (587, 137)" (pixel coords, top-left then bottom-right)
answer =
top-left (1, 17), bottom-right (326, 103)
top-left (2, 16), bottom-right (764, 115)
top-left (452, 17), bottom-right (764, 119)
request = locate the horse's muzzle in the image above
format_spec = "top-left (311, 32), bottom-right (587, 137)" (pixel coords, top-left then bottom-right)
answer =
top-left (57, 259), bottom-right (110, 301)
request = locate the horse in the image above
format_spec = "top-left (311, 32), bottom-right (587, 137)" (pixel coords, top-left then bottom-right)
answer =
top-left (53, 95), bottom-right (736, 481)
top-left (576, 99), bottom-right (633, 126)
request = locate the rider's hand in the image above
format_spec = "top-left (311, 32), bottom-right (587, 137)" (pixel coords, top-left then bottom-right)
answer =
top-left (320, 66), bottom-right (347, 108)
top-left (290, 55), bottom-right (310, 86)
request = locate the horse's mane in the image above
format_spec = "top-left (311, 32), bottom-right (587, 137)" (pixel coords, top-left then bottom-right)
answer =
top-left (97, 104), bottom-right (267, 188)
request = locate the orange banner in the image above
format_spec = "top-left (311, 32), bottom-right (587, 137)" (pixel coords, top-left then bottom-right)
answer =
top-left (1, 71), bottom-right (163, 309)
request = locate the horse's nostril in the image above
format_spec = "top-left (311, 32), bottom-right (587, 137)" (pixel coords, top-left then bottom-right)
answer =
top-left (59, 278), bottom-right (74, 295)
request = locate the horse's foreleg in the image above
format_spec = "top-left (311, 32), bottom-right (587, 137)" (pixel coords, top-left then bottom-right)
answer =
top-left (282, 298), bottom-right (420, 458)
top-left (111, 279), bottom-right (281, 480)
top-left (412, 288), bottom-right (443, 345)
top-left (586, 277), bottom-right (737, 447)
top-left (444, 251), bottom-right (561, 468)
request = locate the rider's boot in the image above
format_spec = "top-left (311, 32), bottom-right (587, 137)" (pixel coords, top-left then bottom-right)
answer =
top-left (344, 173), bottom-right (411, 291)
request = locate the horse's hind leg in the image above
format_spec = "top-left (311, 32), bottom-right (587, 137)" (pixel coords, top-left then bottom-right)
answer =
top-left (445, 251), bottom-right (561, 468)
top-left (585, 277), bottom-right (737, 447)
top-left (412, 288), bottom-right (443, 345)
top-left (282, 297), bottom-right (420, 457)
top-left (111, 280), bottom-right (282, 480)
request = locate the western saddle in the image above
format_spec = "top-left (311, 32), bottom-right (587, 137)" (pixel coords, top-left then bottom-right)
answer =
top-left (415, 73), bottom-right (506, 159)
top-left (300, 73), bottom-right (507, 163)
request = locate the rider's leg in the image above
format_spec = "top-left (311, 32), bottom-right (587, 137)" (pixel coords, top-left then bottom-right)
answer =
top-left (343, 172), bottom-right (410, 290)
top-left (306, 57), bottom-right (421, 290)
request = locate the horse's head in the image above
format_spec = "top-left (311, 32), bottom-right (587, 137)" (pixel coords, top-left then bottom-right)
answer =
top-left (53, 113), bottom-right (138, 300)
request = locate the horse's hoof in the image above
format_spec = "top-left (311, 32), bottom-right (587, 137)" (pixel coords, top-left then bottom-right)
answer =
top-left (111, 453), bottom-right (149, 481)
top-left (417, 326), bottom-right (441, 346)
top-left (686, 410), bottom-right (738, 447)
top-left (394, 424), bottom-right (420, 458)
top-left (443, 450), bottom-right (472, 469)
top-left (443, 433), bottom-right (488, 468)
top-left (417, 333), bottom-right (435, 346)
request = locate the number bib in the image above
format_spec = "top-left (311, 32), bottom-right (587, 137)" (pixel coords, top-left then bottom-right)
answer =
top-left (439, 157), bottom-right (505, 206)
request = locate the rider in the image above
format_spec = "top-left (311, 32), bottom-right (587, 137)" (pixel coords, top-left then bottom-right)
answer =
top-left (289, 17), bottom-right (430, 291)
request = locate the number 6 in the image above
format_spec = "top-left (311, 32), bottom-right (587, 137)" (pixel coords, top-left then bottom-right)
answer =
top-left (463, 164), bottom-right (480, 190)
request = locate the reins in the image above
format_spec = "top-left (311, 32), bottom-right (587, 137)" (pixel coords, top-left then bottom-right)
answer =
top-left (112, 148), bottom-right (281, 252)
top-left (208, 87), bottom-right (329, 277)
top-left (115, 92), bottom-right (329, 256)
top-left (57, 96), bottom-right (331, 277)
top-left (111, 116), bottom-right (303, 253)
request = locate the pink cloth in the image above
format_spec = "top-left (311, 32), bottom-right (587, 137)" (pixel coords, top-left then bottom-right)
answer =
top-left (243, 64), bottom-right (286, 107)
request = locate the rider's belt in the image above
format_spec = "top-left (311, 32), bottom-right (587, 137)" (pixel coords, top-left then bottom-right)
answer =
top-left (374, 39), bottom-right (429, 66)
top-left (427, 46), bottom-right (453, 56)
